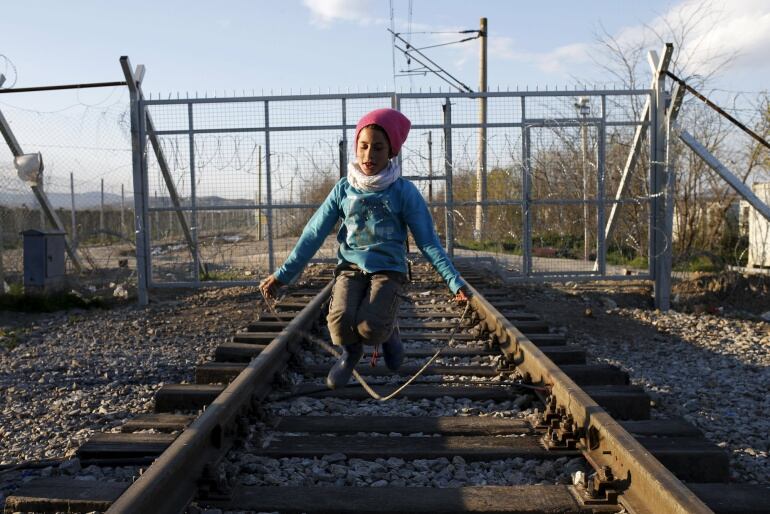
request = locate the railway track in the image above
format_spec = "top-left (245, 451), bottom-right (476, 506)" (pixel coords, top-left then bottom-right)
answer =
top-left (5, 261), bottom-right (769, 514)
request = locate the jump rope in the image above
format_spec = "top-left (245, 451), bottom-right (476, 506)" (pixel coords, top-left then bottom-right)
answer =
top-left (259, 285), bottom-right (472, 402)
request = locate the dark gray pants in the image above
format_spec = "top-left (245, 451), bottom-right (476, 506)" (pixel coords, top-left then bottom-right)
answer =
top-left (327, 269), bottom-right (405, 347)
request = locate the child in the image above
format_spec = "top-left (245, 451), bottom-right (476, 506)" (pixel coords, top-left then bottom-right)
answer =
top-left (260, 108), bottom-right (469, 389)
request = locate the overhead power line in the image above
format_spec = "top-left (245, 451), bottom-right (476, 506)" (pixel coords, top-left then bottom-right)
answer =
top-left (389, 29), bottom-right (473, 93)
top-left (415, 35), bottom-right (480, 51)
top-left (398, 29), bottom-right (481, 35)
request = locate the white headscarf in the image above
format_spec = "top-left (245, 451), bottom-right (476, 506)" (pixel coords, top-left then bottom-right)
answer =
top-left (347, 160), bottom-right (401, 192)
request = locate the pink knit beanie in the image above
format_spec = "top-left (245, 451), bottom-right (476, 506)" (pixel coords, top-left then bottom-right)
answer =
top-left (355, 108), bottom-right (411, 157)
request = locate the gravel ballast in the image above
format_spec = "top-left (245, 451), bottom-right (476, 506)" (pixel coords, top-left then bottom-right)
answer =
top-left (2, 273), bottom-right (767, 507)
top-left (520, 282), bottom-right (770, 486)
top-left (0, 287), bottom-right (259, 503)
top-left (224, 454), bottom-right (585, 488)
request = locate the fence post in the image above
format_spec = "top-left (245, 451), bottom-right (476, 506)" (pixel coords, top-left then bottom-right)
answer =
top-left (187, 103), bottom-right (202, 282)
top-left (39, 176), bottom-right (46, 230)
top-left (597, 96), bottom-right (607, 275)
top-left (649, 47), bottom-right (673, 310)
top-left (264, 101), bottom-right (275, 272)
top-left (120, 183), bottom-right (125, 238)
top-left (475, 17), bottom-right (488, 242)
top-left (153, 191), bottom-right (159, 240)
top-left (100, 178), bottom-right (105, 243)
top-left (579, 100), bottom-right (590, 261)
top-left (120, 56), bottom-right (150, 305)
top-left (0, 224), bottom-right (4, 294)
top-left (340, 99), bottom-right (347, 180)
top-left (0, 84), bottom-right (3, 289)
top-left (427, 130), bottom-right (434, 202)
top-left (257, 145), bottom-right (262, 240)
top-left (662, 82), bottom-right (684, 296)
top-left (521, 96), bottom-right (532, 277)
top-left (70, 172), bottom-right (78, 248)
top-left (442, 98), bottom-right (454, 258)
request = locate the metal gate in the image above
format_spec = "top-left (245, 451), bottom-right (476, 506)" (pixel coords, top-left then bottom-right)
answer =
top-left (123, 56), bottom-right (661, 304)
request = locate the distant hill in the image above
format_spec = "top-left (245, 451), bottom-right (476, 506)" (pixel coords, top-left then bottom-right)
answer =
top-left (148, 196), bottom-right (257, 208)
top-left (0, 191), bottom-right (124, 209)
top-left (1, 191), bottom-right (256, 210)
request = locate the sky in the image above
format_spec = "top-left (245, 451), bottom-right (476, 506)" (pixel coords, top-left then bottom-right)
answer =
top-left (1, 0), bottom-right (769, 198)
top-left (1, 0), bottom-right (769, 97)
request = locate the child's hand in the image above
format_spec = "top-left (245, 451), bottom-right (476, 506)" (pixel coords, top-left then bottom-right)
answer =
top-left (454, 286), bottom-right (471, 304)
top-left (260, 275), bottom-right (283, 300)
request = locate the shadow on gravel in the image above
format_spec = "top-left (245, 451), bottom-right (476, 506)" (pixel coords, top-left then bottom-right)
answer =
top-left (508, 281), bottom-right (769, 486)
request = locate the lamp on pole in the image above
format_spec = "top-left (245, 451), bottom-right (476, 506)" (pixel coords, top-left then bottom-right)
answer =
top-left (575, 97), bottom-right (591, 261)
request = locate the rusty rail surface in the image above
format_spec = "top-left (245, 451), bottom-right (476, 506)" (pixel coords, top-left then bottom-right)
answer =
top-left (105, 282), bottom-right (333, 514)
top-left (467, 284), bottom-right (714, 514)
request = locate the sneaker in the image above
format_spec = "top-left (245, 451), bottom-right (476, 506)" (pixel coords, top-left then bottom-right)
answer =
top-left (326, 343), bottom-right (364, 389)
top-left (382, 325), bottom-right (403, 371)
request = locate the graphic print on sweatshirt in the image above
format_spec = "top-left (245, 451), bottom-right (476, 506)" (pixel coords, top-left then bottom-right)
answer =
top-left (343, 194), bottom-right (399, 248)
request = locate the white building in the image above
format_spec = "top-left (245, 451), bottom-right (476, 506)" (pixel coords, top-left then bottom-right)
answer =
top-left (741, 183), bottom-right (770, 268)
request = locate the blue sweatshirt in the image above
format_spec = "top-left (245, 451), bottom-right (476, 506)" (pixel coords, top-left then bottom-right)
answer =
top-left (274, 177), bottom-right (465, 293)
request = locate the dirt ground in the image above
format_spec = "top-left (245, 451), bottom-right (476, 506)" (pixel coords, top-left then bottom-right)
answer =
top-left (523, 271), bottom-right (770, 319)
top-left (670, 271), bottom-right (770, 316)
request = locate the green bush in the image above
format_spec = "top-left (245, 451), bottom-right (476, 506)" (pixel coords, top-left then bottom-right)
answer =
top-left (606, 250), bottom-right (648, 269)
top-left (674, 253), bottom-right (723, 273)
top-left (456, 239), bottom-right (522, 255)
top-left (201, 270), bottom-right (248, 281)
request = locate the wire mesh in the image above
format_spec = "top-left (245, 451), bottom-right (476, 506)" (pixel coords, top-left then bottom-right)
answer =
top-left (670, 92), bottom-right (770, 277)
top-left (7, 81), bottom-right (769, 296)
top-left (0, 88), bottom-right (133, 290)
top-left (0, 87), bottom-right (657, 292)
top-left (193, 101), bottom-right (265, 131)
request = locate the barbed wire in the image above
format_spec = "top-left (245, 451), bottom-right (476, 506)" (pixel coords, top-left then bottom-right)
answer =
top-left (0, 53), bottom-right (18, 89)
top-left (2, 86), bottom-right (766, 282)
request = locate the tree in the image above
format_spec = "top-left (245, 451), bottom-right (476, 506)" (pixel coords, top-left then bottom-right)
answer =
top-left (591, 0), bottom-right (759, 268)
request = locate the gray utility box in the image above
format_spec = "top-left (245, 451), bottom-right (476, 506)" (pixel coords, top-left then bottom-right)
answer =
top-left (22, 229), bottom-right (66, 292)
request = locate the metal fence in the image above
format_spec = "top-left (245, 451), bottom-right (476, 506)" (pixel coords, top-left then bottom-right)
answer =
top-left (4, 48), bottom-right (769, 312)
top-left (129, 85), bottom-right (657, 302)
top-left (0, 89), bottom-right (134, 290)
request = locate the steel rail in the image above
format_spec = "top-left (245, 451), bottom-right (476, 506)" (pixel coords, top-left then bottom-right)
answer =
top-left (466, 283), bottom-right (714, 514)
top-left (106, 281), bottom-right (333, 514)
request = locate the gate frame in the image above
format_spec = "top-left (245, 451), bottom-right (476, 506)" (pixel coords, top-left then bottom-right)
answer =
top-left (125, 61), bottom-right (670, 307)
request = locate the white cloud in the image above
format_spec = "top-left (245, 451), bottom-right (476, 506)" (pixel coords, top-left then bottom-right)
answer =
top-left (663, 0), bottom-right (770, 76)
top-left (481, 0), bottom-right (770, 78)
top-left (301, 0), bottom-right (770, 84)
top-left (303, 0), bottom-right (387, 27)
top-left (487, 36), bottom-right (524, 62)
